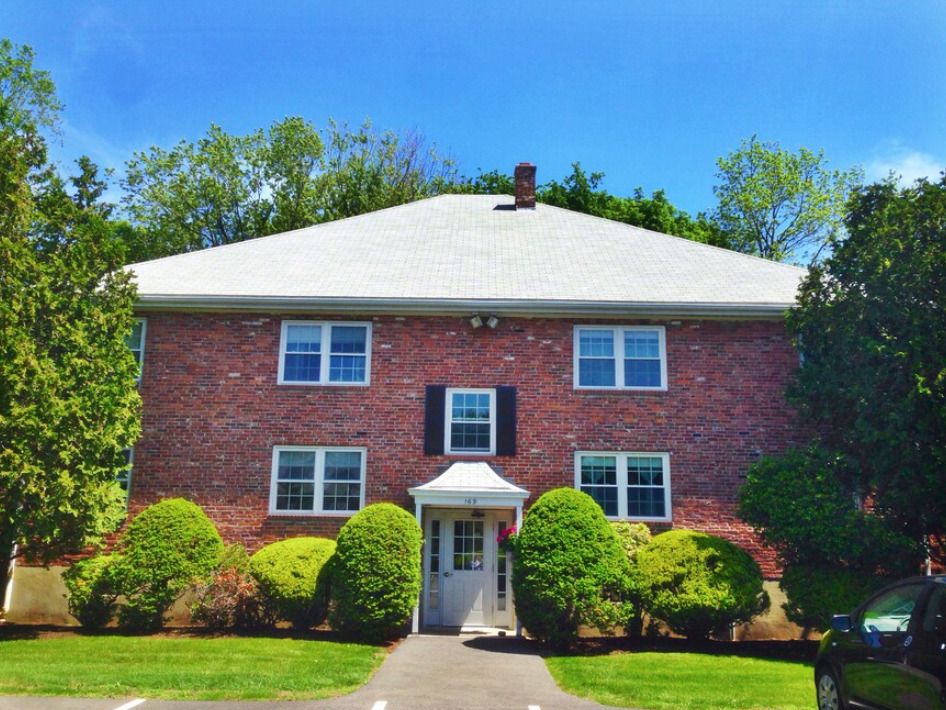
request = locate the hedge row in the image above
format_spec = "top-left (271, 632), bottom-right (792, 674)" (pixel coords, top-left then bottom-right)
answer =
top-left (512, 488), bottom-right (770, 644)
top-left (66, 501), bottom-right (422, 640)
top-left (67, 490), bottom-right (769, 643)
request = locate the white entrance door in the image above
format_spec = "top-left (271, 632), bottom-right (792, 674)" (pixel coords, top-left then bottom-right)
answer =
top-left (442, 516), bottom-right (488, 626)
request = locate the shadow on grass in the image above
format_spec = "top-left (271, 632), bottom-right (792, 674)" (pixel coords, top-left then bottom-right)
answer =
top-left (549, 636), bottom-right (819, 662)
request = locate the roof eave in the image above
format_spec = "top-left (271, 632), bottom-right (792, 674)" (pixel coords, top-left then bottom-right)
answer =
top-left (134, 295), bottom-right (795, 318)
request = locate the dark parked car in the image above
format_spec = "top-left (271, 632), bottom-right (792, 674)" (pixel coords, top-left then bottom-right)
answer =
top-left (816, 575), bottom-right (946, 710)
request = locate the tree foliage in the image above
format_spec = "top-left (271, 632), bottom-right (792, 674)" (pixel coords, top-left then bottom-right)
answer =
top-left (739, 446), bottom-right (921, 628)
top-left (788, 173), bottom-right (946, 558)
top-left (120, 118), bottom-right (457, 261)
top-left (713, 137), bottom-right (862, 262)
top-left (0, 40), bottom-right (141, 606)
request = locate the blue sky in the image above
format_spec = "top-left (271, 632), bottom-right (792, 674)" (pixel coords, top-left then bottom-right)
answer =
top-left (6, 1), bottom-right (945, 215)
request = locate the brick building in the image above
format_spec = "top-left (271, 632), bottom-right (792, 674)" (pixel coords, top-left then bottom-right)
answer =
top-left (7, 166), bottom-right (809, 630)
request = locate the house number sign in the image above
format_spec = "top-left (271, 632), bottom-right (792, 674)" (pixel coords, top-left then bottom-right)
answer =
top-left (464, 498), bottom-right (477, 505)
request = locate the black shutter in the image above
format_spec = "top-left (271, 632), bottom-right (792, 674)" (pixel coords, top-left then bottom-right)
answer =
top-left (495, 386), bottom-right (517, 456)
top-left (424, 385), bottom-right (446, 455)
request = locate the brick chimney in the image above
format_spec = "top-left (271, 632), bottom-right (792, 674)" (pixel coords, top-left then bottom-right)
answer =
top-left (514, 163), bottom-right (537, 210)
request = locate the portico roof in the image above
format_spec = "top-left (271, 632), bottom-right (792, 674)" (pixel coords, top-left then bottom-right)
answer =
top-left (408, 462), bottom-right (529, 508)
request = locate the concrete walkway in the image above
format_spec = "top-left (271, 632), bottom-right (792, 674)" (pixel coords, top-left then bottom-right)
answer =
top-left (0, 633), bottom-right (618, 710)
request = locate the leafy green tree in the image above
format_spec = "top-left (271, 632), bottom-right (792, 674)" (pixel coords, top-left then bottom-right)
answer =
top-left (0, 40), bottom-right (141, 609)
top-left (121, 122), bottom-right (279, 256)
top-left (739, 446), bottom-right (920, 628)
top-left (120, 118), bottom-right (456, 260)
top-left (713, 136), bottom-right (863, 262)
top-left (446, 168), bottom-right (515, 195)
top-left (318, 119), bottom-right (457, 223)
top-left (789, 172), bottom-right (946, 557)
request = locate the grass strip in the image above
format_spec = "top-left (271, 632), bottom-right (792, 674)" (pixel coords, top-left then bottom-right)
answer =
top-left (0, 635), bottom-right (386, 701)
top-left (546, 651), bottom-right (813, 710)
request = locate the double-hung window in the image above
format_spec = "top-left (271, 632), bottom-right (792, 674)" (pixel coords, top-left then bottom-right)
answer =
top-left (278, 321), bottom-right (371, 385)
top-left (445, 388), bottom-right (496, 455)
top-left (576, 452), bottom-right (671, 521)
top-left (423, 386), bottom-right (516, 457)
top-left (126, 318), bottom-right (146, 381)
top-left (574, 326), bottom-right (666, 390)
top-left (270, 446), bottom-right (366, 516)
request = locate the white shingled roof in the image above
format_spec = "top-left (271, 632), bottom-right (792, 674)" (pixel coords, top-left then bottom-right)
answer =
top-left (129, 194), bottom-right (806, 316)
top-left (409, 462), bottom-right (529, 496)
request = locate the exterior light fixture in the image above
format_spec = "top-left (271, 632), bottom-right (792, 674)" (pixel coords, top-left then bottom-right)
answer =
top-left (486, 315), bottom-right (500, 329)
top-left (470, 315), bottom-right (484, 329)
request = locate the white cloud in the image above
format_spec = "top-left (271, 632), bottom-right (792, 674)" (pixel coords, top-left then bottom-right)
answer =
top-left (867, 141), bottom-right (944, 184)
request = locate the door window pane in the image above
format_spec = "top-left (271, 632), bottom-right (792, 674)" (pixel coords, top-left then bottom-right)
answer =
top-left (453, 520), bottom-right (484, 571)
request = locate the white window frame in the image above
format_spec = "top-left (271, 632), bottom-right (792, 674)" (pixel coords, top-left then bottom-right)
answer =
top-left (445, 388), bottom-right (497, 456)
top-left (573, 325), bottom-right (667, 391)
top-left (574, 451), bottom-right (672, 522)
top-left (278, 320), bottom-right (372, 386)
top-left (127, 317), bottom-right (147, 382)
top-left (269, 446), bottom-right (367, 517)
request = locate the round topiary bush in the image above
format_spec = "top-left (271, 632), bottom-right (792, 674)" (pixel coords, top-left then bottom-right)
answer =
top-left (63, 553), bottom-right (123, 629)
top-left (512, 488), bottom-right (633, 646)
top-left (248, 537), bottom-right (336, 630)
top-left (633, 529), bottom-right (770, 639)
top-left (329, 503), bottom-right (423, 640)
top-left (116, 497), bottom-right (223, 631)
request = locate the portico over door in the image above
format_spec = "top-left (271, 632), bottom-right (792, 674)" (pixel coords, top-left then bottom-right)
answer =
top-left (408, 461), bottom-right (529, 632)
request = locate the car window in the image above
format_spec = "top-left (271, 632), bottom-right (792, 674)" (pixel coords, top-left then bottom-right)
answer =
top-left (859, 584), bottom-right (926, 634)
top-left (921, 586), bottom-right (946, 633)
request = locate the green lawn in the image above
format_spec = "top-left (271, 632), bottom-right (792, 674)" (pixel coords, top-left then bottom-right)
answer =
top-left (0, 635), bottom-right (386, 701)
top-left (546, 651), bottom-right (814, 710)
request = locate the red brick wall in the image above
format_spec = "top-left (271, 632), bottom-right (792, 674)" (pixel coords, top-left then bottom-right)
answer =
top-left (131, 312), bottom-right (804, 576)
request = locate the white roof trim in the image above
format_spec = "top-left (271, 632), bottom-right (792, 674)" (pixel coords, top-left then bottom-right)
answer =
top-left (135, 295), bottom-right (793, 318)
top-left (409, 462), bottom-right (529, 508)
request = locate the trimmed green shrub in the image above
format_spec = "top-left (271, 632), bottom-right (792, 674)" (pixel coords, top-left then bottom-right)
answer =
top-left (512, 488), bottom-right (633, 646)
top-left (634, 529), bottom-right (769, 639)
top-left (780, 564), bottom-right (890, 631)
top-left (116, 498), bottom-right (223, 631)
top-left (63, 553), bottom-right (123, 629)
top-left (248, 537), bottom-right (336, 630)
top-left (329, 503), bottom-right (423, 640)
